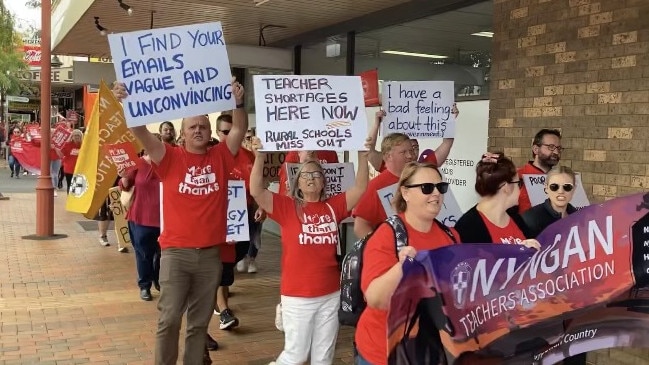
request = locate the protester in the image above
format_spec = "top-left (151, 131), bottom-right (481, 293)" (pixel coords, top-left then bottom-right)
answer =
top-left (278, 150), bottom-right (339, 196)
top-left (118, 133), bottom-right (163, 302)
top-left (7, 127), bottom-right (22, 178)
top-left (454, 152), bottom-right (539, 250)
top-left (59, 129), bottom-right (83, 194)
top-left (158, 121), bottom-right (176, 145)
top-left (517, 129), bottom-right (562, 213)
top-left (355, 162), bottom-right (459, 365)
top-left (250, 135), bottom-right (370, 365)
top-left (113, 78), bottom-right (247, 365)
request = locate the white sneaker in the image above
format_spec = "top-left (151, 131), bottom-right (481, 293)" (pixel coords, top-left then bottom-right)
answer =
top-left (213, 308), bottom-right (220, 316)
top-left (99, 236), bottom-right (110, 247)
top-left (247, 261), bottom-right (258, 273)
top-left (275, 303), bottom-right (283, 332)
top-left (53, 191), bottom-right (58, 197)
top-left (236, 258), bottom-right (248, 273)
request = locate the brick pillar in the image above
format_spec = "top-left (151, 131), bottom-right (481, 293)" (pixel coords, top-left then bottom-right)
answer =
top-left (490, 0), bottom-right (649, 203)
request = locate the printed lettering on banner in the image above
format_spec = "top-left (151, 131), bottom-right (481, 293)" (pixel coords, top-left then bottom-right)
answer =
top-left (51, 123), bottom-right (71, 149)
top-left (253, 75), bottom-right (368, 152)
top-left (227, 180), bottom-right (250, 242)
top-left (381, 81), bottom-right (456, 139)
top-left (108, 187), bottom-right (132, 248)
top-left (523, 174), bottom-right (590, 210)
top-left (105, 142), bottom-right (139, 174)
top-left (285, 162), bottom-right (355, 199)
top-left (107, 22), bottom-right (235, 127)
top-left (378, 182), bottom-right (462, 227)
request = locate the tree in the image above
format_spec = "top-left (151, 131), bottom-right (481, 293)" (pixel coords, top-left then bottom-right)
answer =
top-left (25, 0), bottom-right (41, 8)
top-left (0, 3), bottom-right (28, 95)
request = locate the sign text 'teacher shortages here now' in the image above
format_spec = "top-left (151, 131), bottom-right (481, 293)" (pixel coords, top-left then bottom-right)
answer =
top-left (108, 22), bottom-right (235, 127)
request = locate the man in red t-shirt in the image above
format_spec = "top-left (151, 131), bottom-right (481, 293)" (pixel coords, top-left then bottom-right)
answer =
top-left (114, 79), bottom-right (248, 365)
top-left (517, 129), bottom-right (562, 213)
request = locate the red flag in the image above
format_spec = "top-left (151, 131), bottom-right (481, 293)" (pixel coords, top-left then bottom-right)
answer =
top-left (10, 136), bottom-right (41, 175)
top-left (360, 69), bottom-right (380, 106)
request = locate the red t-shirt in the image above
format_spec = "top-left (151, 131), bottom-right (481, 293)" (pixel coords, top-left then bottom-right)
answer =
top-left (479, 211), bottom-right (525, 245)
top-left (230, 147), bottom-right (255, 205)
top-left (278, 150), bottom-right (339, 196)
top-left (355, 215), bottom-right (458, 365)
top-left (517, 162), bottom-right (545, 214)
top-left (351, 169), bottom-right (400, 228)
top-left (268, 192), bottom-right (349, 297)
top-left (61, 141), bottom-right (81, 174)
top-left (153, 143), bottom-right (235, 249)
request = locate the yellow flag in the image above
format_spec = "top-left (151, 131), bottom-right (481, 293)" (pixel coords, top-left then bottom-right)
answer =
top-left (66, 80), bottom-right (141, 219)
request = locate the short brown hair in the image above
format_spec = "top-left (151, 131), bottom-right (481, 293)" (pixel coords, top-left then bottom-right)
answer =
top-left (381, 133), bottom-right (410, 156)
top-left (392, 162), bottom-right (443, 213)
top-left (474, 152), bottom-right (517, 197)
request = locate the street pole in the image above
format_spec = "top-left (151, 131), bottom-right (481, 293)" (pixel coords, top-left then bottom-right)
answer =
top-left (35, 0), bottom-right (53, 236)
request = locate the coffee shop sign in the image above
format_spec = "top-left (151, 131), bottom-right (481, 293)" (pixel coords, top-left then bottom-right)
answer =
top-left (16, 68), bottom-right (74, 84)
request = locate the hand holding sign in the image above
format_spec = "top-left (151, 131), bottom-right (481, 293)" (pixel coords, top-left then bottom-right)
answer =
top-left (232, 77), bottom-right (244, 105)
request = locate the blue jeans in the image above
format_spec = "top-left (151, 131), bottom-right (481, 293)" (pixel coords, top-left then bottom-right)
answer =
top-left (127, 221), bottom-right (161, 290)
top-left (8, 155), bottom-right (20, 176)
top-left (50, 159), bottom-right (61, 188)
top-left (356, 353), bottom-right (373, 365)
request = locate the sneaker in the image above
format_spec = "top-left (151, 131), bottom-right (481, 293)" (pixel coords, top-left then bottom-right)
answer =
top-left (118, 246), bottom-right (128, 253)
top-left (219, 309), bottom-right (239, 330)
top-left (235, 258), bottom-right (248, 273)
top-left (247, 260), bottom-right (258, 273)
top-left (213, 308), bottom-right (220, 316)
top-left (205, 334), bottom-right (219, 351)
top-left (53, 191), bottom-right (58, 197)
top-left (99, 236), bottom-right (110, 247)
top-left (275, 303), bottom-right (283, 332)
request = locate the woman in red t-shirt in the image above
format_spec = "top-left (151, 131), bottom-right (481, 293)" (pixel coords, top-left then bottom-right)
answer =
top-left (60, 129), bottom-right (83, 194)
top-left (250, 138), bottom-right (369, 365)
top-left (454, 152), bottom-right (540, 249)
top-left (355, 162), bottom-right (459, 365)
top-left (277, 150), bottom-right (339, 196)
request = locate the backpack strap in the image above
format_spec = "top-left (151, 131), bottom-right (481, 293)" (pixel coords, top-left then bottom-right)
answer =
top-left (324, 202), bottom-right (342, 256)
top-left (385, 215), bottom-right (408, 255)
top-left (434, 219), bottom-right (457, 244)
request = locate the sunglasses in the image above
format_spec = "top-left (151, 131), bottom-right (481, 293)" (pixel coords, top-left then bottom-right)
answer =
top-left (404, 182), bottom-right (449, 195)
top-left (509, 180), bottom-right (524, 188)
top-left (299, 171), bottom-right (323, 179)
top-left (549, 183), bottom-right (574, 192)
top-left (245, 136), bottom-right (252, 140)
top-left (219, 129), bottom-right (231, 135)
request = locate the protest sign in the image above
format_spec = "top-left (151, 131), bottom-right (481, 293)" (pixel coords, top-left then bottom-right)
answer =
top-left (285, 162), bottom-right (355, 199)
top-left (387, 193), bottom-right (649, 365)
top-left (107, 22), bottom-right (235, 127)
top-left (377, 183), bottom-right (463, 227)
top-left (105, 142), bottom-right (139, 175)
top-left (263, 152), bottom-right (287, 183)
top-left (381, 81), bottom-right (455, 139)
top-left (51, 123), bottom-right (71, 149)
top-left (107, 187), bottom-right (132, 249)
top-left (25, 124), bottom-right (41, 142)
top-left (227, 180), bottom-right (250, 242)
top-left (360, 69), bottom-right (380, 107)
top-left (523, 173), bottom-right (590, 210)
top-left (253, 75), bottom-right (368, 152)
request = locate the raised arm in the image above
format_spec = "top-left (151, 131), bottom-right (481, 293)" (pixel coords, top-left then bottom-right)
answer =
top-left (249, 137), bottom-right (274, 214)
top-left (345, 139), bottom-right (371, 211)
top-left (226, 78), bottom-right (248, 156)
top-left (434, 103), bottom-right (459, 165)
top-left (367, 110), bottom-right (385, 171)
top-left (112, 82), bottom-right (166, 164)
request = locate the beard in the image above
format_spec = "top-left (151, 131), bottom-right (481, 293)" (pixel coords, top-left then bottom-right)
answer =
top-left (538, 153), bottom-right (559, 169)
top-left (161, 134), bottom-right (175, 143)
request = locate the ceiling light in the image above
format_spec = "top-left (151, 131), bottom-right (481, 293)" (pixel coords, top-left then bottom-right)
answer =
top-left (94, 17), bottom-right (107, 36)
top-left (254, 0), bottom-right (272, 6)
top-left (471, 31), bottom-right (494, 38)
top-left (118, 0), bottom-right (133, 16)
top-left (381, 50), bottom-right (448, 59)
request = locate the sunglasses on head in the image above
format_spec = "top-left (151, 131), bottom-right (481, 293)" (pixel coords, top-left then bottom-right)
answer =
top-left (219, 129), bottom-right (230, 135)
top-left (549, 183), bottom-right (573, 192)
top-left (404, 182), bottom-right (449, 195)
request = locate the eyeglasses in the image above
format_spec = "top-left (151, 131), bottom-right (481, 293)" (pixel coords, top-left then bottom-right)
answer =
top-left (219, 129), bottom-right (231, 135)
top-left (549, 183), bottom-right (573, 192)
top-left (509, 180), bottom-right (524, 188)
top-left (299, 171), bottom-right (323, 179)
top-left (539, 143), bottom-right (563, 152)
top-left (404, 182), bottom-right (449, 195)
top-left (245, 136), bottom-right (252, 140)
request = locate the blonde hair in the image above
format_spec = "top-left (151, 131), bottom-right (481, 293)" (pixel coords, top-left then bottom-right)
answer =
top-left (289, 160), bottom-right (326, 206)
top-left (546, 165), bottom-right (576, 184)
top-left (381, 133), bottom-right (410, 156)
top-left (392, 162), bottom-right (442, 213)
top-left (71, 129), bottom-right (83, 142)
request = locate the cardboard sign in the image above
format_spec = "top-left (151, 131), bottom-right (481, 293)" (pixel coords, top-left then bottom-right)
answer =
top-left (253, 75), bottom-right (368, 152)
top-left (51, 123), bottom-right (72, 149)
top-left (360, 69), bottom-right (380, 106)
top-left (25, 124), bottom-right (41, 142)
top-left (381, 81), bottom-right (456, 139)
top-left (263, 152), bottom-right (287, 183)
top-left (378, 182), bottom-right (463, 227)
top-left (105, 142), bottom-right (139, 174)
top-left (285, 162), bottom-right (355, 199)
top-left (107, 22), bottom-right (235, 127)
top-left (227, 180), bottom-right (250, 242)
top-left (107, 187), bottom-right (132, 248)
top-left (522, 173), bottom-right (590, 210)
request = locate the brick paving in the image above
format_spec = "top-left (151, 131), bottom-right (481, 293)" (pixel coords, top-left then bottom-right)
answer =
top-left (0, 191), bottom-right (354, 364)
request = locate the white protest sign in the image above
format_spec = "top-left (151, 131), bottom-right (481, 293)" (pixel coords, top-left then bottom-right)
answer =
top-left (253, 75), bottom-right (368, 152)
top-left (523, 174), bottom-right (590, 210)
top-left (285, 162), bottom-right (355, 199)
top-left (381, 81), bottom-right (456, 139)
top-left (377, 183), bottom-right (462, 227)
top-left (227, 180), bottom-right (250, 242)
top-left (107, 22), bottom-right (235, 127)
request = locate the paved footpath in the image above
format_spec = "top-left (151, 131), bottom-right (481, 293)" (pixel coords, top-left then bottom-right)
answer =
top-left (0, 167), bottom-right (354, 364)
